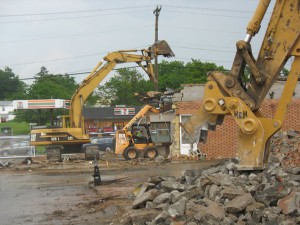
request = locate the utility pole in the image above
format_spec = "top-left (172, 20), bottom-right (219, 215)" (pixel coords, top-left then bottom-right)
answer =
top-left (153, 5), bottom-right (161, 91)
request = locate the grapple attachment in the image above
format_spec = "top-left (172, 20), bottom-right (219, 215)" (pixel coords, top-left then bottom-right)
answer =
top-left (151, 40), bottom-right (175, 58)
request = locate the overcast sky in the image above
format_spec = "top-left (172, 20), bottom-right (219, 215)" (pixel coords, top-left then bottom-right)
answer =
top-left (0, 0), bottom-right (275, 85)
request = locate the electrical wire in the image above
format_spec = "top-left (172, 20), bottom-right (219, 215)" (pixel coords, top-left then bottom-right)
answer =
top-left (0, 5), bottom-right (155, 17)
top-left (0, 25), bottom-right (152, 44)
top-left (160, 25), bottom-right (241, 35)
top-left (17, 63), bottom-right (229, 81)
top-left (163, 10), bottom-right (249, 19)
top-left (164, 5), bottom-right (257, 14)
top-left (0, 10), bottom-right (150, 24)
top-left (1, 43), bottom-right (235, 67)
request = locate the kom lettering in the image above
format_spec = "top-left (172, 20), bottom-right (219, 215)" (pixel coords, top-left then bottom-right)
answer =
top-left (234, 111), bottom-right (248, 119)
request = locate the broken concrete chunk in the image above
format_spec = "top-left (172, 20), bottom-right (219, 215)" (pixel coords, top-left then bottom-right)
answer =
top-left (254, 183), bottom-right (292, 206)
top-left (168, 197), bottom-right (188, 217)
top-left (136, 182), bottom-right (156, 198)
top-left (132, 189), bottom-right (159, 209)
top-left (208, 184), bottom-right (220, 201)
top-left (172, 188), bottom-right (204, 203)
top-left (148, 176), bottom-right (163, 185)
top-left (161, 180), bottom-right (185, 192)
top-left (245, 201), bottom-right (265, 213)
top-left (153, 192), bottom-right (171, 205)
top-left (154, 210), bottom-right (170, 224)
top-left (201, 198), bottom-right (225, 220)
top-left (225, 193), bottom-right (254, 213)
top-left (201, 166), bottom-right (222, 176)
top-left (221, 187), bottom-right (246, 200)
top-left (128, 208), bottom-right (158, 225)
top-left (277, 191), bottom-right (300, 215)
top-left (285, 167), bottom-right (300, 175)
top-left (186, 200), bottom-right (207, 216)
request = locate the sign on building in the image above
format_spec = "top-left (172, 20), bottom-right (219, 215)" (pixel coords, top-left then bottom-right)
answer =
top-left (13, 99), bottom-right (70, 110)
top-left (114, 107), bottom-right (135, 115)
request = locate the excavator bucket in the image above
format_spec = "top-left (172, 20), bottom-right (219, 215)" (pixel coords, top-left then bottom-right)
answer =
top-left (151, 40), bottom-right (175, 58)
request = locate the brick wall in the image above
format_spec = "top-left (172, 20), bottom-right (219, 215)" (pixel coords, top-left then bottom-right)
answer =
top-left (175, 99), bottom-right (300, 160)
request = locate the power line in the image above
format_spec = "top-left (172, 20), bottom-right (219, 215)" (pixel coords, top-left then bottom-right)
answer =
top-left (163, 10), bottom-right (249, 19)
top-left (0, 5), bottom-right (154, 17)
top-left (0, 4), bottom-right (272, 24)
top-left (0, 23), bottom-right (241, 44)
top-left (0, 52), bottom-right (106, 67)
top-left (0, 25), bottom-right (152, 44)
top-left (0, 45), bottom-right (149, 67)
top-left (172, 45), bottom-right (235, 53)
top-left (0, 10), bottom-right (150, 24)
top-left (164, 5), bottom-right (256, 14)
top-left (1, 43), bottom-right (236, 67)
top-left (1, 4), bottom-right (262, 18)
top-left (161, 25), bottom-right (241, 35)
top-left (18, 63), bottom-right (230, 81)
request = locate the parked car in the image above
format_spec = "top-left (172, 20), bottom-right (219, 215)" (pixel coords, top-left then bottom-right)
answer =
top-left (82, 137), bottom-right (115, 152)
top-left (0, 141), bottom-right (34, 157)
top-left (102, 126), bottom-right (114, 133)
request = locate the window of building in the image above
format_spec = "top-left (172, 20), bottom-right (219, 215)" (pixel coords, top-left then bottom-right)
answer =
top-left (150, 122), bottom-right (171, 143)
top-left (180, 115), bottom-right (193, 145)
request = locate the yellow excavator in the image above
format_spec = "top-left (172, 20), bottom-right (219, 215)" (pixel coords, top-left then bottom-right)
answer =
top-left (115, 104), bottom-right (161, 160)
top-left (184, 0), bottom-right (300, 170)
top-left (30, 41), bottom-right (174, 160)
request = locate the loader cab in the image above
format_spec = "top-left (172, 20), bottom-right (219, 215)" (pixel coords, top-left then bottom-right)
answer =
top-left (131, 124), bottom-right (152, 144)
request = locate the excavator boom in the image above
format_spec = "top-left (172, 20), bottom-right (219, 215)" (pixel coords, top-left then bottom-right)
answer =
top-left (184, 0), bottom-right (300, 170)
top-left (70, 40), bottom-right (174, 129)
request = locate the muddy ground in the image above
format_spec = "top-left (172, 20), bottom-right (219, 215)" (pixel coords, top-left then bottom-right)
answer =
top-left (0, 153), bottom-right (221, 225)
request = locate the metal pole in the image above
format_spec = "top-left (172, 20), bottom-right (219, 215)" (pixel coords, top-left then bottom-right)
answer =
top-left (153, 5), bottom-right (161, 91)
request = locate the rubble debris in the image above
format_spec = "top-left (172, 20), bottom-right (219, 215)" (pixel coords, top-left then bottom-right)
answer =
top-left (131, 159), bottom-right (300, 225)
top-left (271, 130), bottom-right (300, 167)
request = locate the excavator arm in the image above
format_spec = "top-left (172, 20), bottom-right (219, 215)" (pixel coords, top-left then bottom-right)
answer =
top-left (121, 105), bottom-right (160, 131)
top-left (185, 0), bottom-right (300, 170)
top-left (69, 40), bottom-right (174, 129)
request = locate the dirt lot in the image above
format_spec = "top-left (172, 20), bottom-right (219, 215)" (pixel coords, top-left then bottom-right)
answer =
top-left (0, 153), bottom-right (221, 225)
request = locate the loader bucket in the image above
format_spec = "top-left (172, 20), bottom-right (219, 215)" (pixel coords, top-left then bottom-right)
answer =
top-left (151, 40), bottom-right (175, 58)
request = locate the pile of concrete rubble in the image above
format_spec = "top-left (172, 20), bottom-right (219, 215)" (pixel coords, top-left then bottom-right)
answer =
top-left (270, 130), bottom-right (300, 167)
top-left (128, 160), bottom-right (300, 225)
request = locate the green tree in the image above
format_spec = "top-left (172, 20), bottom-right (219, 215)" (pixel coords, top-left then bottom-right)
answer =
top-left (0, 67), bottom-right (27, 100)
top-left (158, 60), bottom-right (226, 91)
top-left (14, 67), bottom-right (78, 124)
top-left (281, 67), bottom-right (289, 76)
top-left (28, 66), bottom-right (77, 99)
top-left (96, 68), bottom-right (155, 106)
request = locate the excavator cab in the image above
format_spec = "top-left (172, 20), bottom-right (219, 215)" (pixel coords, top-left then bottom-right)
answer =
top-left (53, 115), bottom-right (70, 128)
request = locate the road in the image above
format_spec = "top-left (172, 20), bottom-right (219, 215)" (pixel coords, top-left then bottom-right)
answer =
top-left (0, 157), bottom-right (220, 225)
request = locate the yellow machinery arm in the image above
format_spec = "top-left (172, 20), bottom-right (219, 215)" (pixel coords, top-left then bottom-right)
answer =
top-left (186, 0), bottom-right (300, 170)
top-left (69, 40), bottom-right (174, 129)
top-left (122, 105), bottom-right (160, 131)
